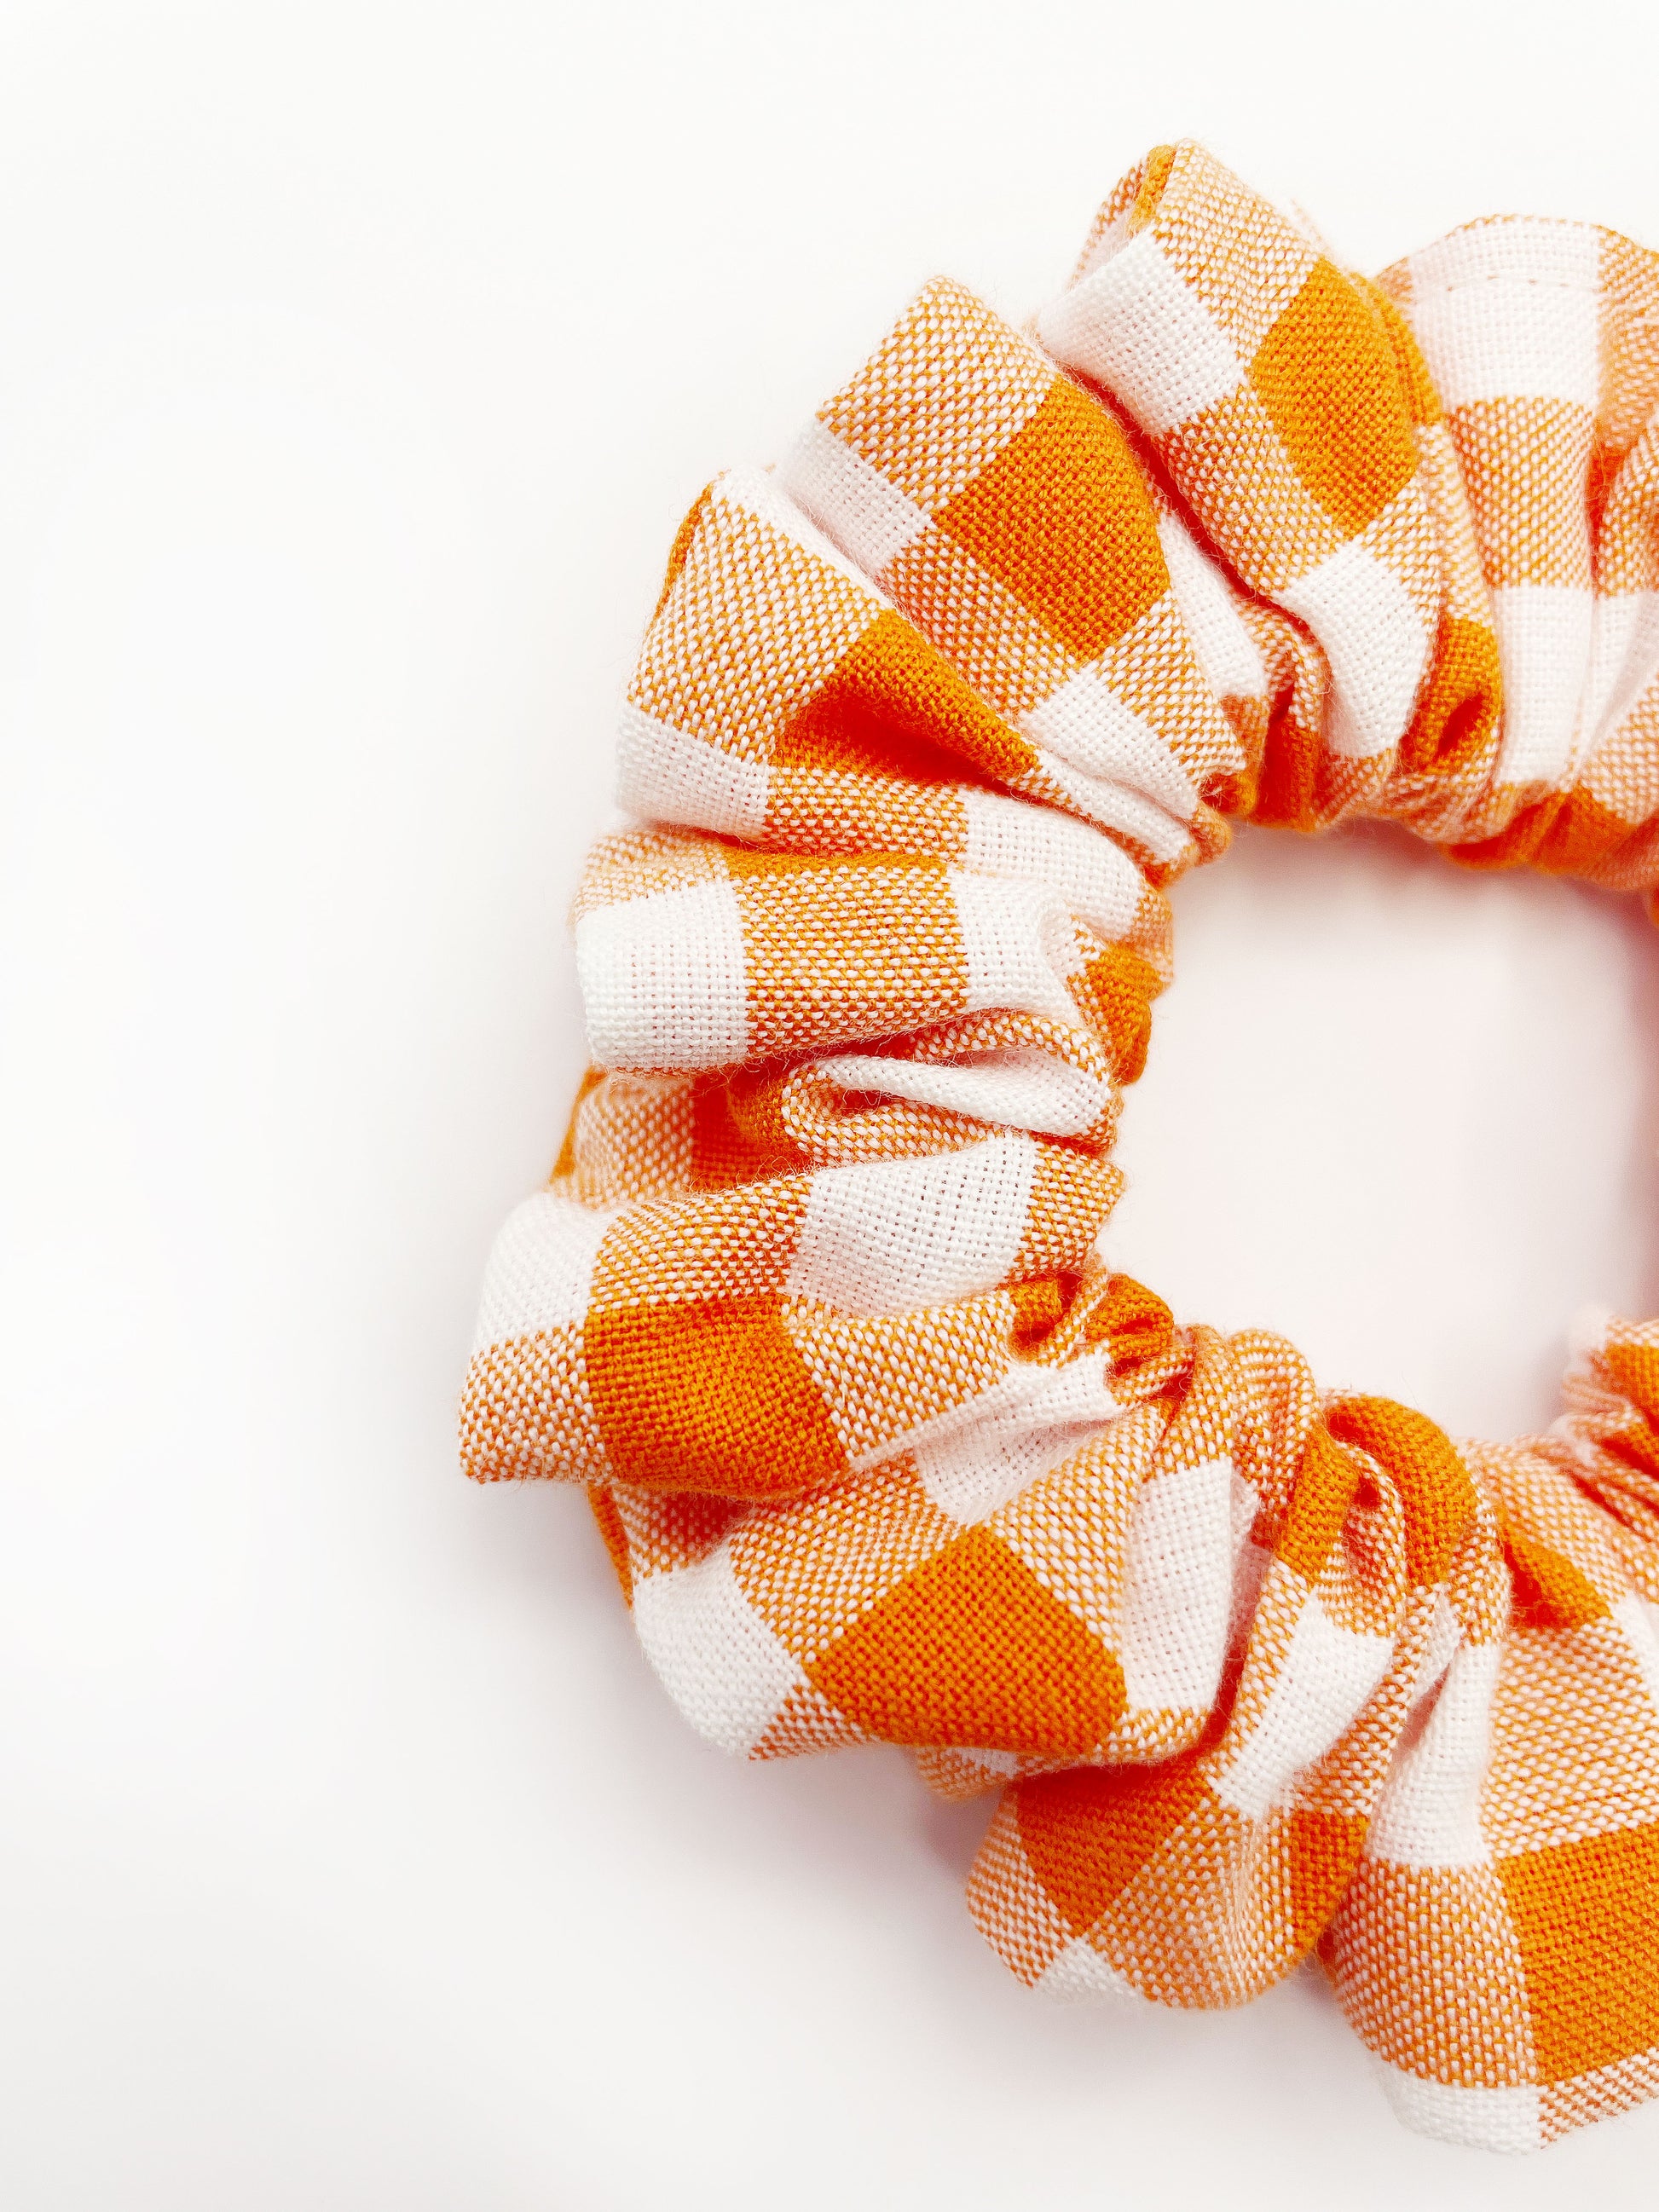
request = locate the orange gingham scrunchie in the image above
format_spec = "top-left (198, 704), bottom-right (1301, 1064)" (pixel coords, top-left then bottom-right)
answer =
top-left (461, 142), bottom-right (1659, 2151)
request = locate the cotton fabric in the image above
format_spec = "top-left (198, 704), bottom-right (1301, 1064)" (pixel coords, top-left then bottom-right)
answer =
top-left (462, 142), bottom-right (1659, 2149)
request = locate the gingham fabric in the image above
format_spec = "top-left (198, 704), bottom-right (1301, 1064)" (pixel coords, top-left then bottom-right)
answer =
top-left (462, 142), bottom-right (1659, 2150)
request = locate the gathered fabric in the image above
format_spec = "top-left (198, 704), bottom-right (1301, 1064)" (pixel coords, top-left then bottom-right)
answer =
top-left (461, 143), bottom-right (1659, 2149)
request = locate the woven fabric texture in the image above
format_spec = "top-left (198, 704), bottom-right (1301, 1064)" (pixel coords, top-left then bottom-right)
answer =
top-left (463, 142), bottom-right (1659, 2150)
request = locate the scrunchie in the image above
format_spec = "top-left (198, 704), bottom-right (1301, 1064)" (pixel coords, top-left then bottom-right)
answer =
top-left (461, 142), bottom-right (1659, 2150)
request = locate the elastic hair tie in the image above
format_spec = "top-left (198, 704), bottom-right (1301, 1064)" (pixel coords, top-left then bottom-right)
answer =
top-left (462, 141), bottom-right (1659, 2151)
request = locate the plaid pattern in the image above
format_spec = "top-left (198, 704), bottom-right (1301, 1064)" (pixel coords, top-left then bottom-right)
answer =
top-left (462, 142), bottom-right (1659, 2147)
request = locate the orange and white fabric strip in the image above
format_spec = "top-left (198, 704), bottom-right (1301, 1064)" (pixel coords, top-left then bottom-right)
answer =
top-left (462, 141), bottom-right (1659, 2149)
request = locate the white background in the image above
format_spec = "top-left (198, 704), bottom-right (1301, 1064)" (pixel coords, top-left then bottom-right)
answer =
top-left (5, 2), bottom-right (1659, 2203)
